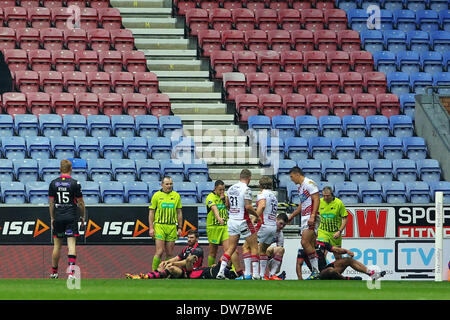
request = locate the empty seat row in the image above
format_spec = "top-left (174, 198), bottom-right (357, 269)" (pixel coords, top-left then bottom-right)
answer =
top-left (0, 27), bottom-right (135, 52)
top-left (386, 71), bottom-right (450, 95)
top-left (0, 0), bottom-right (110, 9)
top-left (0, 7), bottom-right (122, 30)
top-left (0, 92), bottom-right (171, 117)
top-left (337, 0), bottom-right (448, 12)
top-left (374, 51), bottom-right (450, 75)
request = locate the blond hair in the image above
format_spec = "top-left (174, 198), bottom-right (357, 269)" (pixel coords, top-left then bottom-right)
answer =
top-left (60, 159), bottom-right (72, 174)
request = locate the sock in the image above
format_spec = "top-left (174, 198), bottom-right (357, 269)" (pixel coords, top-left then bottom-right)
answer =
top-left (146, 270), bottom-right (169, 279)
top-left (270, 255), bottom-right (282, 276)
top-left (243, 252), bottom-right (252, 276)
top-left (208, 256), bottom-right (216, 267)
top-left (51, 266), bottom-right (58, 274)
top-left (218, 254), bottom-right (230, 275)
top-left (68, 255), bottom-right (76, 274)
top-left (259, 254), bottom-right (268, 278)
top-left (251, 255), bottom-right (259, 278)
top-left (236, 269), bottom-right (244, 277)
top-left (152, 256), bottom-right (161, 271)
top-left (308, 252), bottom-right (319, 273)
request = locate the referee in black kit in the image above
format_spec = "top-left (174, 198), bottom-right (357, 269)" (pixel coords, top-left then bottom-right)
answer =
top-left (48, 159), bottom-right (86, 279)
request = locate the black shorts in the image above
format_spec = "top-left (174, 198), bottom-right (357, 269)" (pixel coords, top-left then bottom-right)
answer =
top-left (323, 262), bottom-right (335, 270)
top-left (52, 219), bottom-right (79, 239)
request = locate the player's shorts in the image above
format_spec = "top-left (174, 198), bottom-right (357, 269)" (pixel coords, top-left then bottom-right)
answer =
top-left (52, 218), bottom-right (79, 239)
top-left (318, 229), bottom-right (342, 247)
top-left (227, 218), bottom-right (256, 238)
top-left (207, 224), bottom-right (229, 245)
top-left (257, 224), bottom-right (277, 245)
top-left (300, 214), bottom-right (321, 235)
top-left (154, 223), bottom-right (177, 242)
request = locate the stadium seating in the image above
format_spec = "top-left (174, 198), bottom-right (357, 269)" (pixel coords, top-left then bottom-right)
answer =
top-left (100, 181), bottom-right (124, 204)
top-left (334, 181), bottom-right (359, 204)
top-left (297, 159), bottom-right (322, 183)
top-left (429, 181), bottom-right (450, 203)
top-left (370, 159), bottom-right (394, 182)
top-left (382, 181), bottom-right (407, 204)
top-left (406, 181), bottom-right (431, 204)
top-left (124, 181), bottom-right (149, 204)
top-left (359, 181), bottom-right (383, 204)
top-left (135, 159), bottom-right (161, 183)
top-left (416, 159), bottom-right (442, 182)
top-left (332, 137), bottom-right (356, 161)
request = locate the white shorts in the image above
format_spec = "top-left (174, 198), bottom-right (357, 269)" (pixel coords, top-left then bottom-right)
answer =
top-left (300, 214), bottom-right (321, 235)
top-left (227, 218), bottom-right (257, 239)
top-left (257, 224), bottom-right (277, 245)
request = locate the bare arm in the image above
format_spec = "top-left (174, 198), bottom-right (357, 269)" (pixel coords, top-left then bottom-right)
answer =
top-left (331, 246), bottom-right (354, 257)
top-left (244, 199), bottom-right (258, 217)
top-left (77, 198), bottom-right (86, 219)
top-left (211, 205), bottom-right (224, 225)
top-left (287, 205), bottom-right (302, 224)
top-left (339, 216), bottom-right (348, 233)
top-left (256, 199), bottom-right (266, 220)
top-left (49, 198), bottom-right (55, 222)
top-left (177, 208), bottom-right (183, 236)
top-left (311, 192), bottom-right (320, 220)
top-left (149, 209), bottom-right (155, 237)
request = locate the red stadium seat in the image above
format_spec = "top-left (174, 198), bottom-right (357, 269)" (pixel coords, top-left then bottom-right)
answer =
top-left (52, 50), bottom-right (76, 73)
top-left (20, 0), bottom-right (40, 9)
top-left (175, 0), bottom-right (197, 16)
top-left (234, 50), bottom-right (257, 74)
top-left (268, 30), bottom-right (292, 53)
top-left (5, 49), bottom-right (28, 72)
top-left (270, 72), bottom-right (294, 96)
top-left (87, 72), bottom-right (111, 94)
top-left (2, 92), bottom-right (27, 116)
top-left (330, 93), bottom-right (353, 118)
top-left (269, 0), bottom-right (289, 10)
top-left (376, 93), bottom-right (400, 118)
top-left (51, 92), bottom-right (75, 116)
top-left (363, 72), bottom-right (387, 95)
top-left (306, 93), bottom-right (330, 118)
top-left (75, 51), bottom-right (99, 73)
top-left (80, 8), bottom-right (99, 30)
top-left (87, 29), bottom-right (111, 52)
top-left (293, 72), bottom-right (317, 96)
top-left (0, 27), bottom-right (16, 50)
top-left (147, 93), bottom-right (171, 117)
top-left (353, 93), bottom-right (377, 119)
top-left (64, 28), bottom-right (88, 52)
top-left (256, 50), bottom-right (281, 74)
top-left (324, 9), bottom-right (348, 32)
top-left (26, 92), bottom-right (51, 115)
top-left (350, 51), bottom-right (374, 74)
top-left (291, 30), bottom-right (314, 52)
top-left (110, 72), bottom-right (135, 94)
top-left (16, 28), bottom-right (40, 51)
top-left (197, 29), bottom-right (222, 57)
top-left (0, 0), bottom-right (19, 6)
top-left (245, 30), bottom-right (268, 52)
top-left (42, 0), bottom-right (63, 8)
top-left (222, 30), bottom-right (245, 52)
top-left (98, 8), bottom-right (122, 30)
top-left (303, 51), bottom-right (327, 74)
top-left (278, 9), bottom-right (301, 32)
top-left (209, 8), bottom-right (232, 32)
top-left (122, 51), bottom-right (147, 73)
top-left (66, 0), bottom-right (86, 7)
top-left (316, 72), bottom-right (340, 96)
top-left (99, 51), bottom-right (123, 73)
top-left (15, 71), bottom-right (39, 93)
top-left (63, 71), bottom-right (88, 94)
top-left (282, 93), bottom-right (307, 118)
top-left (52, 8), bottom-right (74, 30)
top-left (200, 0), bottom-right (220, 11)
top-left (337, 30), bottom-right (361, 53)
top-left (301, 9), bottom-right (324, 32)
top-left (235, 93), bottom-right (259, 122)
top-left (281, 51), bottom-right (303, 74)
top-left (28, 49), bottom-right (51, 72)
top-left (4, 7), bottom-right (27, 29)
top-left (39, 71), bottom-right (64, 94)
top-left (291, 0), bottom-right (313, 10)
top-left (314, 30), bottom-right (338, 53)
top-left (110, 29), bottom-right (135, 52)
top-left (28, 7), bottom-right (51, 30)
top-left (259, 93), bottom-right (283, 119)
top-left (340, 72), bottom-right (364, 95)
top-left (41, 28), bottom-right (64, 51)
top-left (255, 9), bottom-right (278, 32)
top-left (98, 92), bottom-right (123, 117)
top-left (245, 0), bottom-right (267, 12)
top-left (327, 51), bottom-right (351, 73)
top-left (186, 9), bottom-right (209, 36)
top-left (75, 92), bottom-right (99, 116)
top-left (223, 72), bottom-right (246, 101)
top-left (315, 0), bottom-right (334, 11)
top-left (210, 50), bottom-right (234, 79)
top-left (134, 72), bottom-right (159, 95)
top-left (232, 8), bottom-right (255, 31)
top-left (246, 72), bottom-right (270, 97)
top-left (221, 0), bottom-right (243, 11)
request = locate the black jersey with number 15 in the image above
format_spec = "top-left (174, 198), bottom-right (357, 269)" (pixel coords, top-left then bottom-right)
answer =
top-left (48, 175), bottom-right (82, 220)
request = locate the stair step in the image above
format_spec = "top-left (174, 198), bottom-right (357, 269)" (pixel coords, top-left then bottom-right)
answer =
top-left (178, 114), bottom-right (235, 123)
top-left (209, 168), bottom-right (268, 181)
top-left (111, 0), bottom-right (165, 8)
top-left (122, 17), bottom-right (177, 29)
top-left (147, 59), bottom-right (203, 71)
top-left (131, 28), bottom-right (185, 38)
top-left (117, 7), bottom-right (172, 17)
top-left (151, 71), bottom-right (210, 80)
top-left (171, 102), bottom-right (226, 114)
top-left (142, 49), bottom-right (197, 59)
top-left (135, 38), bottom-right (190, 50)
top-left (165, 92), bottom-right (222, 101)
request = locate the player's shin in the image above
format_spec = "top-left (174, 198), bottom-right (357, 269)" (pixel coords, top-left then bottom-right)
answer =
top-left (259, 254), bottom-right (268, 278)
top-left (270, 255), bottom-right (282, 276)
top-left (243, 252), bottom-right (252, 276)
top-left (217, 254), bottom-right (230, 278)
top-left (251, 255), bottom-right (260, 279)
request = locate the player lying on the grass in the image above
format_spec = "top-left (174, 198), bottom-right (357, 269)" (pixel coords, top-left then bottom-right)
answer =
top-left (184, 255), bottom-right (238, 280)
top-left (125, 230), bottom-right (203, 279)
top-left (297, 240), bottom-right (386, 281)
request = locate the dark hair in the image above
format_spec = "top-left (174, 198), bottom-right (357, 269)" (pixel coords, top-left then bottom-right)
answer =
top-left (289, 166), bottom-right (304, 176)
top-left (187, 230), bottom-right (199, 238)
top-left (215, 180), bottom-right (225, 188)
top-left (162, 176), bottom-right (172, 183)
top-left (240, 169), bottom-right (252, 179)
top-left (322, 186), bottom-right (334, 196)
top-left (259, 176), bottom-right (273, 190)
top-left (276, 212), bottom-right (288, 223)
top-left (319, 268), bottom-right (343, 280)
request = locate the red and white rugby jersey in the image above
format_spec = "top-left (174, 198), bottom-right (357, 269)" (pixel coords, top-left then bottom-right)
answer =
top-left (297, 177), bottom-right (319, 216)
top-left (227, 181), bottom-right (252, 221)
top-left (256, 189), bottom-right (278, 226)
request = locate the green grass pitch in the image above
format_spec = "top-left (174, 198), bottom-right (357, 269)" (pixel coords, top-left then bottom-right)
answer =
top-left (0, 279), bottom-right (449, 300)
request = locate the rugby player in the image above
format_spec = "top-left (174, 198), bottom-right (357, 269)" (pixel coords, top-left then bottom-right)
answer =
top-left (263, 213), bottom-right (288, 280)
top-left (288, 166), bottom-right (321, 279)
top-left (185, 255), bottom-right (238, 280)
top-left (49, 159), bottom-right (85, 279)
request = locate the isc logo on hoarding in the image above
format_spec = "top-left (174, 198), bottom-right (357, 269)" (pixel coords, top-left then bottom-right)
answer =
top-left (83, 219), bottom-right (149, 238)
top-left (1, 219), bottom-right (49, 237)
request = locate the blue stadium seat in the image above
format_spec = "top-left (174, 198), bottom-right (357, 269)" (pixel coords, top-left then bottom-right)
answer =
top-left (417, 10), bottom-right (440, 32)
top-left (444, 51), bottom-right (450, 71)
top-left (399, 93), bottom-right (416, 119)
top-left (75, 137), bottom-right (100, 160)
top-left (185, 161), bottom-right (209, 183)
top-left (172, 137), bottom-right (196, 162)
top-left (135, 115), bottom-right (159, 139)
top-left (383, 0), bottom-right (404, 11)
top-left (25, 181), bottom-right (48, 204)
top-left (322, 159), bottom-right (346, 184)
top-left (124, 181), bottom-right (149, 204)
top-left (394, 9), bottom-right (417, 32)
top-left (14, 114), bottom-right (39, 138)
top-left (159, 115), bottom-right (183, 139)
top-left (382, 181), bottom-right (407, 204)
top-left (420, 51), bottom-right (443, 76)
top-left (87, 115), bottom-right (111, 138)
top-left (332, 137), bottom-right (356, 161)
top-left (39, 159), bottom-right (60, 183)
top-left (439, 9), bottom-right (450, 32)
top-left (407, 31), bottom-right (430, 53)
top-left (50, 136), bottom-right (75, 159)
top-left (26, 136), bottom-right (51, 160)
top-left (374, 51), bottom-right (397, 74)
top-left (286, 181), bottom-right (301, 204)
top-left (429, 181), bottom-right (450, 203)
top-left (124, 137), bottom-right (148, 160)
top-left (379, 136), bottom-right (403, 160)
top-left (360, 30), bottom-right (384, 54)
top-left (416, 159), bottom-right (441, 182)
top-left (361, 0), bottom-right (380, 10)
top-left (379, 9), bottom-right (395, 30)
top-left (295, 115), bottom-right (319, 139)
top-left (319, 116), bottom-right (342, 139)
top-left (337, 0), bottom-right (359, 10)
top-left (111, 115), bottom-right (135, 139)
top-left (387, 72), bottom-right (411, 95)
top-left (99, 137), bottom-right (124, 159)
top-left (100, 181), bottom-right (124, 204)
top-left (196, 181), bottom-right (214, 203)
top-left (160, 159), bottom-right (185, 182)
top-left (345, 159), bottom-right (370, 183)
top-left (430, 31), bottom-right (450, 55)
top-left (88, 159), bottom-right (112, 182)
top-left (135, 159), bottom-right (161, 183)
top-left (334, 182), bottom-right (359, 204)
top-left (411, 72), bottom-right (433, 94)
top-left (404, 0), bottom-right (428, 12)
top-left (0, 115), bottom-right (14, 137)
top-left (369, 159), bottom-right (394, 182)
top-left (197, 205), bottom-right (207, 236)
top-left (148, 137), bottom-right (172, 160)
top-left (347, 9), bottom-right (369, 32)
top-left (277, 159), bottom-right (297, 188)
top-left (0, 137), bottom-right (26, 160)
top-left (402, 136), bottom-right (427, 160)
top-left (429, 0), bottom-right (448, 11)
top-left (317, 181), bottom-right (334, 197)
top-left (80, 181), bottom-right (100, 204)
top-left (272, 115), bottom-right (296, 142)
top-left (393, 159), bottom-right (417, 182)
top-left (248, 115), bottom-right (272, 144)
top-left (356, 137), bottom-right (379, 160)
top-left (366, 115), bottom-right (390, 139)
top-left (406, 181), bottom-right (431, 203)
top-left (0, 159), bottom-right (14, 183)
top-left (297, 160), bottom-right (322, 183)
top-left (13, 159), bottom-right (38, 183)
top-left (309, 136), bottom-right (332, 161)
top-left (148, 181), bottom-right (162, 198)
top-left (284, 137), bottom-right (308, 162)
top-left (174, 182), bottom-right (198, 204)
top-left (69, 158), bottom-right (88, 182)
top-left (39, 114), bottom-right (63, 138)
top-left (342, 115), bottom-right (366, 140)
top-left (397, 51), bottom-right (421, 75)
top-left (111, 159), bottom-right (136, 183)
top-left (433, 72), bottom-right (450, 94)
top-left (384, 30), bottom-right (407, 54)
top-left (63, 114), bottom-right (87, 138)
top-left (358, 181), bottom-right (383, 204)
top-left (389, 115), bottom-right (414, 138)
top-left (1, 182), bottom-right (26, 204)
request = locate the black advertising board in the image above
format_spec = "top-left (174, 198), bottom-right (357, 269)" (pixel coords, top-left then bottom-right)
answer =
top-left (395, 205), bottom-right (450, 238)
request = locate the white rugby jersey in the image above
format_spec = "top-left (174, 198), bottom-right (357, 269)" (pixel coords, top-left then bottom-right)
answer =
top-left (271, 230), bottom-right (284, 247)
top-left (297, 177), bottom-right (319, 216)
top-left (227, 181), bottom-right (252, 221)
top-left (256, 189), bottom-right (278, 226)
